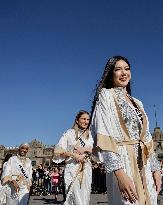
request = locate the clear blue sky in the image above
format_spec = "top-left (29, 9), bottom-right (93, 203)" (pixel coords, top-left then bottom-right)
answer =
top-left (0, 0), bottom-right (162, 147)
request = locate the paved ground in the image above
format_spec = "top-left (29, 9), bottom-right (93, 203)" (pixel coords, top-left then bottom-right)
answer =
top-left (29, 194), bottom-right (163, 205)
top-left (29, 194), bottom-right (108, 205)
top-left (158, 195), bottom-right (163, 205)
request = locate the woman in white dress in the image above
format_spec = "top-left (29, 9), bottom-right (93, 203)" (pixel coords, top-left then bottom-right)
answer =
top-left (1, 143), bottom-right (32, 205)
top-left (0, 153), bottom-right (12, 204)
top-left (91, 56), bottom-right (162, 205)
top-left (54, 110), bottom-right (93, 205)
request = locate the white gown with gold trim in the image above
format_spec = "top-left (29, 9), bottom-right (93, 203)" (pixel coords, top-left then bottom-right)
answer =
top-left (91, 87), bottom-right (160, 205)
top-left (1, 155), bottom-right (32, 205)
top-left (54, 129), bottom-right (93, 205)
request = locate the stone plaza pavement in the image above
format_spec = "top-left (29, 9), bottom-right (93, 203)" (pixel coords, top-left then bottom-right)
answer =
top-left (29, 194), bottom-right (163, 205)
top-left (29, 194), bottom-right (108, 205)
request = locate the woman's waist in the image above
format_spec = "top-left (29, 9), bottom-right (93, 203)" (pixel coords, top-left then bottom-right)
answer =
top-left (65, 159), bottom-right (91, 168)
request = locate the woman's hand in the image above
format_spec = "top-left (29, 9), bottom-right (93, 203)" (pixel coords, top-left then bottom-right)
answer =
top-left (114, 169), bottom-right (138, 203)
top-left (10, 180), bottom-right (20, 193)
top-left (153, 170), bottom-right (162, 195)
top-left (73, 153), bottom-right (85, 163)
top-left (74, 146), bottom-right (85, 155)
top-left (54, 150), bottom-right (86, 163)
top-left (74, 146), bottom-right (92, 155)
top-left (59, 152), bottom-right (68, 158)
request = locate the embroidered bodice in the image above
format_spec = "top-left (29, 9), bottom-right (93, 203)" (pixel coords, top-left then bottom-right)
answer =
top-left (114, 87), bottom-right (142, 139)
top-left (102, 87), bottom-right (160, 173)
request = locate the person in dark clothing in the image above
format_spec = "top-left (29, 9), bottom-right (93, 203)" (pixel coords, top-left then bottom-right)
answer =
top-left (59, 168), bottom-right (66, 202)
top-left (37, 165), bottom-right (44, 187)
top-left (43, 169), bottom-right (51, 195)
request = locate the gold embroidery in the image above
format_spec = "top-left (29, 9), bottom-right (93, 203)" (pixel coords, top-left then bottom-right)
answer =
top-left (95, 89), bottom-right (154, 205)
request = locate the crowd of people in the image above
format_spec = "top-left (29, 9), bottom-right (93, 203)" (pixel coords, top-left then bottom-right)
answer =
top-left (30, 162), bottom-right (107, 198)
top-left (0, 55), bottom-right (162, 205)
top-left (91, 162), bottom-right (107, 194)
top-left (31, 165), bottom-right (66, 201)
top-left (0, 151), bottom-right (107, 205)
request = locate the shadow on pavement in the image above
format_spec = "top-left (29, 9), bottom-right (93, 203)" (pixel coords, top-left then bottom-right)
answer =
top-left (32, 197), bottom-right (63, 204)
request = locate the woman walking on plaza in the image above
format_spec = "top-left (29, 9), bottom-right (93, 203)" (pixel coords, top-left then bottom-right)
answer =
top-left (51, 167), bottom-right (60, 201)
top-left (91, 56), bottom-right (161, 205)
top-left (1, 143), bottom-right (32, 205)
top-left (53, 110), bottom-right (93, 205)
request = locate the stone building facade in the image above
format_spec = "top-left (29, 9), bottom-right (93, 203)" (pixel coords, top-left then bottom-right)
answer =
top-left (152, 127), bottom-right (163, 161)
top-left (0, 127), bottom-right (163, 172)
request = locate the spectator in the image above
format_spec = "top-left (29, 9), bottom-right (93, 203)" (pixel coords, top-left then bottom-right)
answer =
top-left (51, 167), bottom-right (60, 201)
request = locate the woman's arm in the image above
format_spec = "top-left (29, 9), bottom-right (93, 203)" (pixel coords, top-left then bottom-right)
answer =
top-left (150, 152), bottom-right (162, 194)
top-left (61, 151), bottom-right (85, 163)
top-left (114, 169), bottom-right (138, 203)
top-left (1, 158), bottom-right (20, 193)
top-left (134, 99), bottom-right (162, 195)
top-left (53, 130), bottom-right (71, 163)
top-left (101, 151), bottom-right (138, 203)
top-left (101, 151), bottom-right (123, 173)
top-left (74, 146), bottom-right (92, 155)
top-left (153, 170), bottom-right (162, 195)
top-left (92, 89), bottom-right (138, 202)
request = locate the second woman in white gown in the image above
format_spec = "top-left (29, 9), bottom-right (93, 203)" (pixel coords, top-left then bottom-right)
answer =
top-left (53, 110), bottom-right (93, 205)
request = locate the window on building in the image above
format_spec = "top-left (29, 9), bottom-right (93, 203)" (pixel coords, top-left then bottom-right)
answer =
top-left (32, 160), bottom-right (36, 166)
top-left (45, 160), bottom-right (50, 166)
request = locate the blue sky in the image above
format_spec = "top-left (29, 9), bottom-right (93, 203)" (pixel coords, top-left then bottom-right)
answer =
top-left (0, 0), bottom-right (163, 147)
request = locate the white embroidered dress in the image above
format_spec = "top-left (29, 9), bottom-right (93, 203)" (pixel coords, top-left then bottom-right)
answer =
top-left (1, 155), bottom-right (32, 205)
top-left (91, 87), bottom-right (160, 205)
top-left (0, 162), bottom-right (8, 204)
top-left (54, 128), bottom-right (93, 205)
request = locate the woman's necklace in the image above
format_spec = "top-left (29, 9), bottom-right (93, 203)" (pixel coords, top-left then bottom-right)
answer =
top-left (17, 155), bottom-right (27, 166)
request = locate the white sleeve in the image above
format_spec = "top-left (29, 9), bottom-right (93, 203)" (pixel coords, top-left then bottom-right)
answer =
top-left (1, 158), bottom-right (12, 180)
top-left (91, 88), bottom-right (113, 137)
top-left (87, 131), bottom-right (94, 148)
top-left (28, 160), bottom-right (33, 181)
top-left (91, 89), bottom-right (123, 173)
top-left (57, 130), bottom-right (69, 150)
top-left (53, 130), bottom-right (70, 163)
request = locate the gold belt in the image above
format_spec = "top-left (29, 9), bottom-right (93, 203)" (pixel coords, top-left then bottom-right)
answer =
top-left (117, 139), bottom-right (153, 205)
top-left (117, 139), bottom-right (153, 165)
top-left (96, 134), bottom-right (154, 205)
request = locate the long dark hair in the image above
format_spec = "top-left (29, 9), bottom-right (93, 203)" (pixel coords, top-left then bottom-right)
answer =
top-left (91, 56), bottom-right (131, 118)
top-left (2, 153), bottom-right (12, 168)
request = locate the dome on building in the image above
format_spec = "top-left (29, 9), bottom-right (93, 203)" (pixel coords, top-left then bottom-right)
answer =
top-left (0, 145), bottom-right (5, 150)
top-left (29, 139), bottom-right (43, 148)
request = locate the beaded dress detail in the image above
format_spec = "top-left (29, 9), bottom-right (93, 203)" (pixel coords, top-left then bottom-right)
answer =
top-left (103, 87), bottom-right (160, 173)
